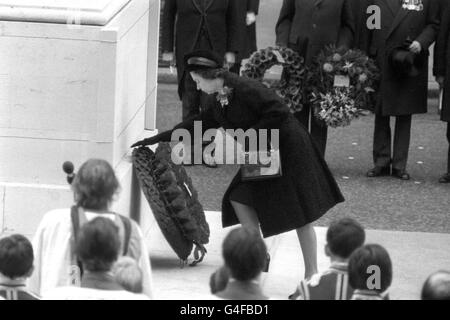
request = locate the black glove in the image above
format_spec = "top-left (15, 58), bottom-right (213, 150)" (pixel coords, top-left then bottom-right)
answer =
top-left (130, 136), bottom-right (160, 148)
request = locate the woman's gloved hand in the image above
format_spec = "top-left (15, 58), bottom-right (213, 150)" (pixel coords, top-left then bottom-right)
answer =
top-left (130, 136), bottom-right (160, 148)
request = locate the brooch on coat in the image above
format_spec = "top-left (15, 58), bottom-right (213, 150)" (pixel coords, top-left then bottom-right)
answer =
top-left (216, 86), bottom-right (233, 108)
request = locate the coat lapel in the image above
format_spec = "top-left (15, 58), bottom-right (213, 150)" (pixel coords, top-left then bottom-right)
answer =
top-left (204, 0), bottom-right (215, 12)
top-left (383, 0), bottom-right (400, 16)
top-left (387, 4), bottom-right (410, 40)
top-left (191, 0), bottom-right (203, 14)
top-left (314, 0), bottom-right (323, 7)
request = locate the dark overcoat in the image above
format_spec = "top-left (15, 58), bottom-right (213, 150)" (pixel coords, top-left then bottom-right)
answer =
top-left (161, 0), bottom-right (244, 97)
top-left (367, 0), bottom-right (439, 116)
top-left (434, 0), bottom-right (450, 122)
top-left (154, 73), bottom-right (345, 237)
top-left (240, 0), bottom-right (260, 60)
top-left (350, 0), bottom-right (372, 52)
top-left (275, 0), bottom-right (355, 65)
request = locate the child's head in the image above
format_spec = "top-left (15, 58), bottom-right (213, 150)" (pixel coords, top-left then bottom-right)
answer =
top-left (72, 159), bottom-right (120, 211)
top-left (0, 234), bottom-right (34, 280)
top-left (76, 217), bottom-right (121, 272)
top-left (222, 227), bottom-right (267, 282)
top-left (349, 244), bottom-right (392, 293)
top-left (421, 270), bottom-right (450, 300)
top-left (112, 257), bottom-right (143, 293)
top-left (326, 218), bottom-right (365, 260)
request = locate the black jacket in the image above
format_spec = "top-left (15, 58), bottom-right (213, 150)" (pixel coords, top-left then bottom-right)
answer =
top-left (275, 0), bottom-right (355, 65)
top-left (434, 0), bottom-right (450, 122)
top-left (367, 0), bottom-right (439, 116)
top-left (162, 0), bottom-right (244, 97)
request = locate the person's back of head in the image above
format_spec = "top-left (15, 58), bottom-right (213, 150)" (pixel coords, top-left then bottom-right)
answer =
top-left (72, 159), bottom-right (119, 211)
top-left (112, 257), bottom-right (143, 294)
top-left (0, 234), bottom-right (34, 280)
top-left (421, 270), bottom-right (450, 300)
top-left (76, 217), bottom-right (120, 272)
top-left (326, 218), bottom-right (365, 260)
top-left (222, 227), bottom-right (267, 282)
top-left (348, 244), bottom-right (392, 294)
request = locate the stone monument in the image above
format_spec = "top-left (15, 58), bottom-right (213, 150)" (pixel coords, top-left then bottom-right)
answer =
top-left (0, 0), bottom-right (160, 238)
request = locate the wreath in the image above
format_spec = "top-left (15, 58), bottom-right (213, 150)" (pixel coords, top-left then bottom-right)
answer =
top-left (241, 46), bottom-right (307, 113)
top-left (132, 143), bottom-right (210, 266)
top-left (308, 45), bottom-right (380, 127)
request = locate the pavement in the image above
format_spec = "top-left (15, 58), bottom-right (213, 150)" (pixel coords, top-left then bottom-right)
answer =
top-left (148, 211), bottom-right (450, 300)
top-left (141, 83), bottom-right (450, 300)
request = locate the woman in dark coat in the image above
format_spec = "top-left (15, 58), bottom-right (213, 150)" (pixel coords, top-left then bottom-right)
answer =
top-left (132, 50), bottom-right (345, 284)
top-left (434, 1), bottom-right (450, 183)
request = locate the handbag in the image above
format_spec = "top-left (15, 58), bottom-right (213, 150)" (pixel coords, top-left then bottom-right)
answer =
top-left (241, 148), bottom-right (282, 181)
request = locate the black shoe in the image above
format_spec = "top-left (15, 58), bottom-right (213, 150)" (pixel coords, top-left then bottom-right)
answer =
top-left (263, 253), bottom-right (270, 273)
top-left (366, 166), bottom-right (390, 177)
top-left (439, 173), bottom-right (450, 183)
top-left (392, 168), bottom-right (410, 180)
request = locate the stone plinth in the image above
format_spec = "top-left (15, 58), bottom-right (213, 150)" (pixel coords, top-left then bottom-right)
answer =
top-left (0, 0), bottom-right (131, 25)
top-left (0, 0), bottom-right (160, 238)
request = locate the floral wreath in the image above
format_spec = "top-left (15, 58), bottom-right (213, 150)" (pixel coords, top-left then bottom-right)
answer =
top-left (241, 46), bottom-right (307, 113)
top-left (308, 45), bottom-right (380, 128)
top-left (132, 143), bottom-right (210, 266)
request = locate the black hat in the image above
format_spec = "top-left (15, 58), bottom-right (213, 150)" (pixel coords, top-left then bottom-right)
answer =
top-left (388, 45), bottom-right (426, 78)
top-left (184, 50), bottom-right (224, 72)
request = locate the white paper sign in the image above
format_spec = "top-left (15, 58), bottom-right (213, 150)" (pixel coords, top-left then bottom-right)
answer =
top-left (334, 75), bottom-right (350, 87)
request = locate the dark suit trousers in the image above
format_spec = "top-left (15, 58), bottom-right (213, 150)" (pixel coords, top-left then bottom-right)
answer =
top-left (447, 123), bottom-right (450, 173)
top-left (295, 106), bottom-right (328, 157)
top-left (373, 114), bottom-right (412, 170)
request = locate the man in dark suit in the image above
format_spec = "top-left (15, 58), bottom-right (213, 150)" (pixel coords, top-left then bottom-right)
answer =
top-left (162, 0), bottom-right (244, 121)
top-left (366, 0), bottom-right (439, 180)
top-left (275, 0), bottom-right (355, 157)
top-left (434, 0), bottom-right (450, 183)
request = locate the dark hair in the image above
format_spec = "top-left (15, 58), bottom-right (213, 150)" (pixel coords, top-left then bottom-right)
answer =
top-left (0, 234), bottom-right (34, 279)
top-left (421, 271), bottom-right (450, 300)
top-left (326, 218), bottom-right (365, 258)
top-left (76, 217), bottom-right (121, 272)
top-left (348, 244), bottom-right (392, 293)
top-left (222, 227), bottom-right (267, 281)
top-left (191, 68), bottom-right (228, 80)
top-left (72, 159), bottom-right (119, 211)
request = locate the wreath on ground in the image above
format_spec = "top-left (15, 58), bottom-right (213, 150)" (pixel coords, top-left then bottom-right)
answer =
top-left (308, 45), bottom-right (380, 128)
top-left (241, 46), bottom-right (307, 113)
top-left (132, 143), bottom-right (210, 266)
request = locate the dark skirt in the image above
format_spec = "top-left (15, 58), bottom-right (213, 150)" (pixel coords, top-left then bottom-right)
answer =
top-left (222, 114), bottom-right (345, 238)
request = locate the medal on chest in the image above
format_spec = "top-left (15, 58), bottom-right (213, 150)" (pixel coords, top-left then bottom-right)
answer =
top-left (402, 0), bottom-right (423, 11)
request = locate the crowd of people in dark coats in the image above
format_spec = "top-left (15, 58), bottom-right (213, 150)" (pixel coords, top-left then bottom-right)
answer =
top-left (160, 0), bottom-right (450, 183)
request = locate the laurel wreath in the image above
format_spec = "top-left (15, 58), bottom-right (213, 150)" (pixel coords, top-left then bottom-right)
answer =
top-left (241, 46), bottom-right (307, 113)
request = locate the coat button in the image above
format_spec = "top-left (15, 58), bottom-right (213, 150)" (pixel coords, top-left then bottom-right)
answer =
top-left (312, 24), bottom-right (317, 28)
